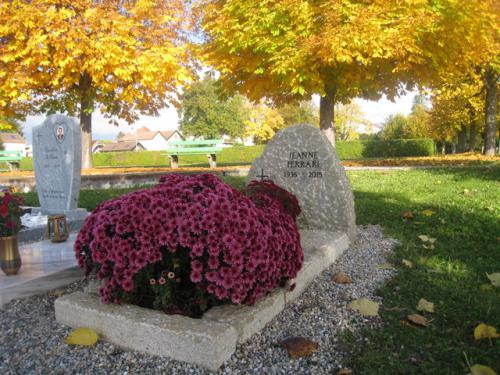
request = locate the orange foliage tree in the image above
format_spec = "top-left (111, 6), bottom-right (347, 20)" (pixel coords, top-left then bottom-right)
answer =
top-left (0, 0), bottom-right (192, 167)
top-left (199, 0), bottom-right (496, 146)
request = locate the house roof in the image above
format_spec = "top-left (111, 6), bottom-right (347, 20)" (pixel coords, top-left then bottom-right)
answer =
top-left (100, 141), bottom-right (143, 152)
top-left (118, 129), bottom-right (182, 142)
top-left (160, 131), bottom-right (181, 140)
top-left (0, 132), bottom-right (25, 144)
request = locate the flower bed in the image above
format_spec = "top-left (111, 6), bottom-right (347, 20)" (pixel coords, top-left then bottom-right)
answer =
top-left (75, 174), bottom-right (303, 317)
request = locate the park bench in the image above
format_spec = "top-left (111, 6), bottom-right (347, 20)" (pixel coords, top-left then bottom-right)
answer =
top-left (0, 150), bottom-right (23, 170)
top-left (165, 139), bottom-right (223, 169)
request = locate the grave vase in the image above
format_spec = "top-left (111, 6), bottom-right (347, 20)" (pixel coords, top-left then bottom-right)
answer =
top-left (0, 235), bottom-right (21, 275)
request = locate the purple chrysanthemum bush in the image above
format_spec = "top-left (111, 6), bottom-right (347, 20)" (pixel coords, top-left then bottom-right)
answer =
top-left (75, 174), bottom-right (303, 317)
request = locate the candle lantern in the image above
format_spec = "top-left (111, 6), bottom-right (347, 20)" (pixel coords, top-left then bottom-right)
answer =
top-left (46, 214), bottom-right (69, 243)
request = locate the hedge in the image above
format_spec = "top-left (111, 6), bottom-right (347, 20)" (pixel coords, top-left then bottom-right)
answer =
top-left (14, 139), bottom-right (434, 171)
top-left (336, 139), bottom-right (435, 159)
top-left (17, 145), bottom-right (266, 170)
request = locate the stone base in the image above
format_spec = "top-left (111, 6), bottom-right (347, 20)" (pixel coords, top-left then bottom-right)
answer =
top-left (55, 230), bottom-right (350, 370)
top-left (19, 207), bottom-right (89, 244)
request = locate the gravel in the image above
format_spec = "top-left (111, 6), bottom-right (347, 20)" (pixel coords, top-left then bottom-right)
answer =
top-left (0, 225), bottom-right (398, 375)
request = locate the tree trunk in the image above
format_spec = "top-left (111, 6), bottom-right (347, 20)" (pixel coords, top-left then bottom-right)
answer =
top-left (484, 66), bottom-right (498, 156)
top-left (79, 73), bottom-right (93, 169)
top-left (468, 123), bottom-right (477, 152)
top-left (319, 90), bottom-right (336, 146)
top-left (457, 124), bottom-right (467, 153)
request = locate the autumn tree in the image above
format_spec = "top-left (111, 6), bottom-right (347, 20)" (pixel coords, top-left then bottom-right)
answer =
top-left (0, 115), bottom-right (21, 134)
top-left (426, 0), bottom-right (499, 155)
top-left (277, 100), bottom-right (318, 128)
top-left (429, 72), bottom-right (485, 153)
top-left (334, 102), bottom-right (372, 141)
top-left (178, 75), bottom-right (247, 140)
top-left (244, 100), bottom-right (285, 144)
top-left (199, 0), bottom-right (487, 145)
top-left (380, 114), bottom-right (409, 140)
top-left (0, 0), bottom-right (192, 168)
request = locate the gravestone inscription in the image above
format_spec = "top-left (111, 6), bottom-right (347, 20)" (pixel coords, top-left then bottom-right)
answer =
top-left (248, 124), bottom-right (356, 241)
top-left (32, 114), bottom-right (82, 214)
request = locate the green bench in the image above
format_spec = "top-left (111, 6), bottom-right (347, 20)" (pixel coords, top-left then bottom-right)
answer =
top-left (165, 139), bottom-right (223, 169)
top-left (0, 150), bottom-right (23, 170)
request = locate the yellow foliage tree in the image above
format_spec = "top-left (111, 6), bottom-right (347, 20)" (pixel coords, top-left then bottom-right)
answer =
top-left (427, 0), bottom-right (499, 155)
top-left (0, 0), bottom-right (192, 168)
top-left (429, 71), bottom-right (485, 152)
top-left (334, 102), bottom-right (371, 141)
top-left (244, 100), bottom-right (285, 144)
top-left (199, 0), bottom-right (488, 145)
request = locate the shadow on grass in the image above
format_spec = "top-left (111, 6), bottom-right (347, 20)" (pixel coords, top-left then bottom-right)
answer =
top-left (349, 188), bottom-right (500, 374)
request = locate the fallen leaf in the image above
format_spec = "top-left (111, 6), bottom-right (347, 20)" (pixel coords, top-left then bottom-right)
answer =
top-left (333, 273), bottom-right (353, 284)
top-left (400, 319), bottom-right (416, 328)
top-left (407, 314), bottom-right (429, 327)
top-left (402, 259), bottom-right (413, 268)
top-left (469, 364), bottom-right (497, 375)
top-left (421, 209), bottom-right (435, 217)
top-left (338, 369), bottom-right (353, 375)
top-left (377, 263), bottom-right (396, 270)
top-left (418, 235), bottom-right (430, 242)
top-left (474, 323), bottom-right (500, 340)
top-left (486, 273), bottom-right (500, 287)
top-left (463, 188), bottom-right (471, 195)
top-left (278, 337), bottom-right (319, 358)
top-left (422, 244), bottom-right (435, 250)
top-left (416, 298), bottom-right (434, 313)
top-left (65, 327), bottom-right (99, 346)
top-left (348, 298), bottom-right (380, 316)
top-left (402, 211), bottom-right (414, 220)
top-left (418, 235), bottom-right (436, 243)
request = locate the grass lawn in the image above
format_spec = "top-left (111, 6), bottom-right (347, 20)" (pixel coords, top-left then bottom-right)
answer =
top-left (21, 167), bottom-right (499, 373)
top-left (347, 166), bottom-right (500, 374)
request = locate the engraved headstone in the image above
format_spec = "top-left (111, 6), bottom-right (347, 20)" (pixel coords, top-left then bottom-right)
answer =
top-left (32, 114), bottom-right (84, 219)
top-left (247, 124), bottom-right (356, 241)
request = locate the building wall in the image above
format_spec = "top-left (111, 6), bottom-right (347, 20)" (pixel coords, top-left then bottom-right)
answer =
top-left (3, 142), bottom-right (26, 156)
top-left (140, 132), bottom-right (183, 150)
top-left (140, 133), bottom-right (169, 151)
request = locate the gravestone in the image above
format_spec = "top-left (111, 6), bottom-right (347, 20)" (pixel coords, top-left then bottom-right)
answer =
top-left (247, 124), bottom-right (356, 241)
top-left (31, 114), bottom-right (87, 222)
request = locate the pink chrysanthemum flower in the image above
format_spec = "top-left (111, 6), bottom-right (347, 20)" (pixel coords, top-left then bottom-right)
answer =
top-left (75, 174), bottom-right (303, 309)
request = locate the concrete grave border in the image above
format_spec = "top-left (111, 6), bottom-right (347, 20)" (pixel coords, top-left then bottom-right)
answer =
top-left (55, 229), bottom-right (349, 371)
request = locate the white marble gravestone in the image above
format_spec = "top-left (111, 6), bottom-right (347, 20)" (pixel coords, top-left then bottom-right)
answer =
top-left (248, 124), bottom-right (356, 241)
top-left (31, 114), bottom-right (87, 222)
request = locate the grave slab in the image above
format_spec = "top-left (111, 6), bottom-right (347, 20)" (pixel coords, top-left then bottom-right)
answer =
top-left (55, 230), bottom-right (349, 370)
top-left (0, 233), bottom-right (81, 307)
top-left (55, 292), bottom-right (238, 371)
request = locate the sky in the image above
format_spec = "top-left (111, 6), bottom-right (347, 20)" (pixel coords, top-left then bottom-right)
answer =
top-left (21, 91), bottom-right (417, 145)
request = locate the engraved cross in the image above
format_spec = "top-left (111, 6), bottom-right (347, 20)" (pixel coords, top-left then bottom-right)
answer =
top-left (256, 168), bottom-right (269, 181)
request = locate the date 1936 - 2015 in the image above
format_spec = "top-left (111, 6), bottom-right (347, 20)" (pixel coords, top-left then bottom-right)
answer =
top-left (284, 171), bottom-right (323, 178)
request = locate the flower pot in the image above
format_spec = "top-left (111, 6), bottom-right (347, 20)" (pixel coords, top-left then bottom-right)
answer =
top-left (0, 235), bottom-right (21, 276)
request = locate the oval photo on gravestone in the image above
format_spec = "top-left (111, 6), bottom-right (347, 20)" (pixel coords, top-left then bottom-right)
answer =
top-left (247, 124), bottom-right (356, 242)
